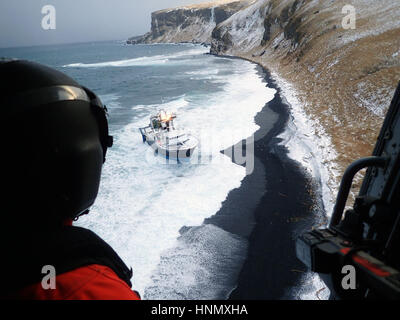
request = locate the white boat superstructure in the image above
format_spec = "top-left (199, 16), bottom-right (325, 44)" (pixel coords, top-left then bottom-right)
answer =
top-left (139, 110), bottom-right (198, 160)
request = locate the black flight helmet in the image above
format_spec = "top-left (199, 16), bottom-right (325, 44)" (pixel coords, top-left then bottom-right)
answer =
top-left (0, 60), bottom-right (113, 224)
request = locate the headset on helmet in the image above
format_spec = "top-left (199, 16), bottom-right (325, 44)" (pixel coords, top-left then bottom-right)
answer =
top-left (82, 86), bottom-right (114, 163)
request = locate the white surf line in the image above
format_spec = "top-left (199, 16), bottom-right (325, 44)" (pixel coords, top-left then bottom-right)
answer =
top-left (63, 47), bottom-right (209, 68)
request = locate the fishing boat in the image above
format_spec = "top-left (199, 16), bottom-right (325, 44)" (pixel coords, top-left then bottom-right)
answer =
top-left (139, 110), bottom-right (198, 161)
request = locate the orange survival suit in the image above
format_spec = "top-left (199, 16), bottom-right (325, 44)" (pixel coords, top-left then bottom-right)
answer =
top-left (4, 222), bottom-right (140, 300)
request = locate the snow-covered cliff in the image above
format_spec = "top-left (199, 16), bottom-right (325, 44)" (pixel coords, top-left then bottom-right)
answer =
top-left (128, 0), bottom-right (256, 44)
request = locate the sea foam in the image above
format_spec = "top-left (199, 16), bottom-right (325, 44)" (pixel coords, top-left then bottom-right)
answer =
top-left (76, 54), bottom-right (275, 298)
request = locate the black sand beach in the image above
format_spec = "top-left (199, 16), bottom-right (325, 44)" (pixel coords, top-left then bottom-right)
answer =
top-left (204, 64), bottom-right (326, 300)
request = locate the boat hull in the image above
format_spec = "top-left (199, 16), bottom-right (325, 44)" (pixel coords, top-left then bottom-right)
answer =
top-left (140, 128), bottom-right (197, 161)
top-left (148, 141), bottom-right (196, 160)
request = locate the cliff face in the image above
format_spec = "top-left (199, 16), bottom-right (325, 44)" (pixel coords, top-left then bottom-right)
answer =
top-left (211, 0), bottom-right (400, 190)
top-left (128, 0), bottom-right (255, 44)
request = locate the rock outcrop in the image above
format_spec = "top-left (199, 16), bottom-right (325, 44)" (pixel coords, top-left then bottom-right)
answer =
top-left (128, 0), bottom-right (256, 44)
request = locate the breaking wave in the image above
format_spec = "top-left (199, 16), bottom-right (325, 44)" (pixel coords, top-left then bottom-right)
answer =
top-left (63, 47), bottom-right (209, 68)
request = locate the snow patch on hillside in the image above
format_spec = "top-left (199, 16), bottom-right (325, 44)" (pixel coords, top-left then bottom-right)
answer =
top-left (354, 82), bottom-right (396, 118)
top-left (229, 0), bottom-right (269, 50)
top-left (218, 0), bottom-right (269, 52)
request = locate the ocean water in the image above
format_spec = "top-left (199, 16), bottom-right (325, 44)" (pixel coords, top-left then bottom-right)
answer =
top-left (1, 41), bottom-right (275, 299)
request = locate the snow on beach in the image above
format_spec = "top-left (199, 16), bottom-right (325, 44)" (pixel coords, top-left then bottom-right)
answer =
top-left (271, 72), bottom-right (338, 300)
top-left (272, 73), bottom-right (340, 218)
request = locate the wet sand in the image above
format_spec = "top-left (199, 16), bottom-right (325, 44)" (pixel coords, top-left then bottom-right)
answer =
top-left (204, 64), bottom-right (324, 299)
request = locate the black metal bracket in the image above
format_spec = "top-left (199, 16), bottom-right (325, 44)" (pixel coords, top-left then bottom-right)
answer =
top-left (329, 156), bottom-right (388, 229)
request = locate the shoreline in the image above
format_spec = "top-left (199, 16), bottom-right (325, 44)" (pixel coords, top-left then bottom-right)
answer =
top-left (208, 53), bottom-right (338, 219)
top-left (204, 58), bottom-right (327, 299)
